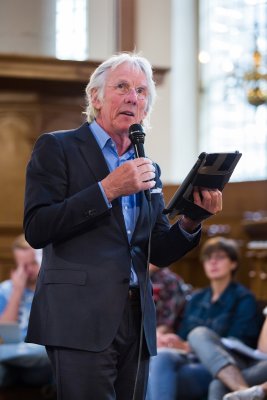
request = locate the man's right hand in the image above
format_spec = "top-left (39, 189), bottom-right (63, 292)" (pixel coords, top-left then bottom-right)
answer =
top-left (101, 158), bottom-right (156, 202)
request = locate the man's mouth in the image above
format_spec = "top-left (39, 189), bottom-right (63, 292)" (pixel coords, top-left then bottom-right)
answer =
top-left (120, 111), bottom-right (135, 117)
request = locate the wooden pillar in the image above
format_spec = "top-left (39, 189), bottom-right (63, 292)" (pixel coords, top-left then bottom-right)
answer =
top-left (116, 0), bottom-right (136, 51)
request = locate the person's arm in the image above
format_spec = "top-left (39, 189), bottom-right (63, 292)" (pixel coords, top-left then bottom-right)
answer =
top-left (258, 315), bottom-right (267, 353)
top-left (149, 175), bottom-right (222, 266)
top-left (24, 133), bottom-right (111, 248)
top-left (0, 265), bottom-right (27, 323)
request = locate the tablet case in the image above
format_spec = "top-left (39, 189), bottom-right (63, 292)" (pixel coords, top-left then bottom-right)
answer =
top-left (163, 151), bottom-right (242, 220)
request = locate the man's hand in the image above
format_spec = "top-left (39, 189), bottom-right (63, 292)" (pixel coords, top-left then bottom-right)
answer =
top-left (193, 188), bottom-right (222, 215)
top-left (179, 188), bottom-right (222, 233)
top-left (101, 158), bottom-right (156, 202)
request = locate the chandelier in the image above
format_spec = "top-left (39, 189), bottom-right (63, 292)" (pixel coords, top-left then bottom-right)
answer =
top-left (243, 40), bottom-right (267, 106)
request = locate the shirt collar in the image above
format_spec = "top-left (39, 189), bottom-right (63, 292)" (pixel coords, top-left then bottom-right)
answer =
top-left (89, 120), bottom-right (112, 150)
top-left (89, 120), bottom-right (134, 160)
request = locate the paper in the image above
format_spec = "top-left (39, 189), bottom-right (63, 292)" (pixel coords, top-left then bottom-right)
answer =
top-left (222, 337), bottom-right (267, 361)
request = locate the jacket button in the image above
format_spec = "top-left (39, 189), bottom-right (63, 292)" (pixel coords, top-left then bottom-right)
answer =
top-left (84, 209), bottom-right (97, 217)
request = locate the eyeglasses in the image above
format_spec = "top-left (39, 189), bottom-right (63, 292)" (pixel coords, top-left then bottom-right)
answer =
top-left (203, 253), bottom-right (229, 262)
top-left (108, 81), bottom-right (148, 100)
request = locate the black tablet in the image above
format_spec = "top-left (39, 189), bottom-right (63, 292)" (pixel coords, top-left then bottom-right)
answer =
top-left (163, 151), bottom-right (242, 220)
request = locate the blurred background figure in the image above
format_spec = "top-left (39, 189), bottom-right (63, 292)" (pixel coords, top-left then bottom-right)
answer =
top-left (149, 264), bottom-right (192, 334)
top-left (146, 237), bottom-right (261, 400)
top-left (0, 234), bottom-right (53, 390)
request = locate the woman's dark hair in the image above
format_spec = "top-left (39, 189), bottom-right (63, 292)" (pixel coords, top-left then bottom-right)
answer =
top-left (200, 236), bottom-right (240, 275)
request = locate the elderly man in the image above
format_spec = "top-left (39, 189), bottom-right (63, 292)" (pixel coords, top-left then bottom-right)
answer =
top-left (23, 52), bottom-right (222, 400)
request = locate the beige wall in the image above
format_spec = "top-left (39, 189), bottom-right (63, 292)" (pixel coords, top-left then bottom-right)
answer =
top-left (136, 0), bottom-right (199, 184)
top-left (0, 0), bottom-right (117, 60)
top-left (136, 0), bottom-right (172, 182)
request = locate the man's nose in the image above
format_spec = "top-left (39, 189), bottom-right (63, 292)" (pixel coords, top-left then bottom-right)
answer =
top-left (124, 88), bottom-right (138, 103)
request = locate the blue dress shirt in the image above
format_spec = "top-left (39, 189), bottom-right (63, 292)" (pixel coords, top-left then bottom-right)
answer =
top-left (89, 120), bottom-right (140, 286)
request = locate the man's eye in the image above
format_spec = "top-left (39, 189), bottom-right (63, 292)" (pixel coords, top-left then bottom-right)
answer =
top-left (117, 83), bottom-right (128, 90)
top-left (136, 87), bottom-right (145, 94)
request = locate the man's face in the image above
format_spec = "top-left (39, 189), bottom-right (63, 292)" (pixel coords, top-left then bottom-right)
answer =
top-left (13, 248), bottom-right (40, 285)
top-left (93, 62), bottom-right (149, 136)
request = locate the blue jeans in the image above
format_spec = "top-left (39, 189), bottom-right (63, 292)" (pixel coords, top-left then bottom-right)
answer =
top-left (146, 348), bottom-right (212, 400)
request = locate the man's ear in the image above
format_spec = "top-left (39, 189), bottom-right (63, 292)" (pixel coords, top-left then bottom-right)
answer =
top-left (91, 88), bottom-right (102, 110)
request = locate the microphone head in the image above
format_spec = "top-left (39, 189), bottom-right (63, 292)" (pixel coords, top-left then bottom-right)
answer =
top-left (129, 124), bottom-right (146, 145)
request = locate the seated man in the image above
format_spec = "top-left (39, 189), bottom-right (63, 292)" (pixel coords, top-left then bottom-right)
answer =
top-left (146, 237), bottom-right (262, 400)
top-left (149, 264), bottom-right (192, 334)
top-left (0, 234), bottom-right (53, 388)
top-left (189, 305), bottom-right (267, 400)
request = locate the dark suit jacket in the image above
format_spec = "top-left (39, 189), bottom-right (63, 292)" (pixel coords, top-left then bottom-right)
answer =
top-left (24, 122), bottom-right (201, 356)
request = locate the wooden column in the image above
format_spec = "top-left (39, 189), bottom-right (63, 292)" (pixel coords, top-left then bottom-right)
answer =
top-left (116, 0), bottom-right (136, 52)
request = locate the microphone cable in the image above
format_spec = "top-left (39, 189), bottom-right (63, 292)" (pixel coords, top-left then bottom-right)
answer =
top-left (132, 196), bottom-right (152, 400)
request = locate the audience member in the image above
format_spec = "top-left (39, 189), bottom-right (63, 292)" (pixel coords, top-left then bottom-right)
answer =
top-left (149, 264), bottom-right (192, 334)
top-left (146, 237), bottom-right (262, 400)
top-left (189, 305), bottom-right (267, 400)
top-left (0, 234), bottom-right (53, 388)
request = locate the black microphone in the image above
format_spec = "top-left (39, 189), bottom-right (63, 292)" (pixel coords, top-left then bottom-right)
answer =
top-left (129, 123), bottom-right (151, 202)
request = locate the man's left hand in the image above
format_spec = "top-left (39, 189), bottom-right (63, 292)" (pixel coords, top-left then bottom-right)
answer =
top-left (193, 188), bottom-right (222, 215)
top-left (179, 188), bottom-right (222, 233)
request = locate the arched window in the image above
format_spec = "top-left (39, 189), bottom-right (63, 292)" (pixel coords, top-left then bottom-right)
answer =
top-left (56, 0), bottom-right (88, 60)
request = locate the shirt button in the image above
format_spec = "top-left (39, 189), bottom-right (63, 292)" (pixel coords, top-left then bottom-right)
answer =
top-left (127, 230), bottom-right (131, 235)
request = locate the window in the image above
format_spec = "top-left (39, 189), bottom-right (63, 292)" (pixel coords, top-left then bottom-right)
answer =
top-left (199, 0), bottom-right (267, 181)
top-left (56, 0), bottom-right (87, 60)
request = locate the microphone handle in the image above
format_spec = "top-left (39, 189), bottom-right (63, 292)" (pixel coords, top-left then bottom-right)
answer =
top-left (133, 144), bottom-right (151, 202)
top-left (133, 144), bottom-right (146, 158)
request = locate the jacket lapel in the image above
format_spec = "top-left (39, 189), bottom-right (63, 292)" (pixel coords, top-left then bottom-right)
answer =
top-left (75, 123), bottom-right (110, 182)
top-left (75, 123), bottom-right (128, 240)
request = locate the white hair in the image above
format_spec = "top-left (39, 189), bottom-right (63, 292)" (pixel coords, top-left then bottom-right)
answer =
top-left (84, 52), bottom-right (157, 131)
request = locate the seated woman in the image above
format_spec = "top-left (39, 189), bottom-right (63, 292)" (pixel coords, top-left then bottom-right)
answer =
top-left (146, 237), bottom-right (262, 400)
top-left (189, 306), bottom-right (267, 400)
